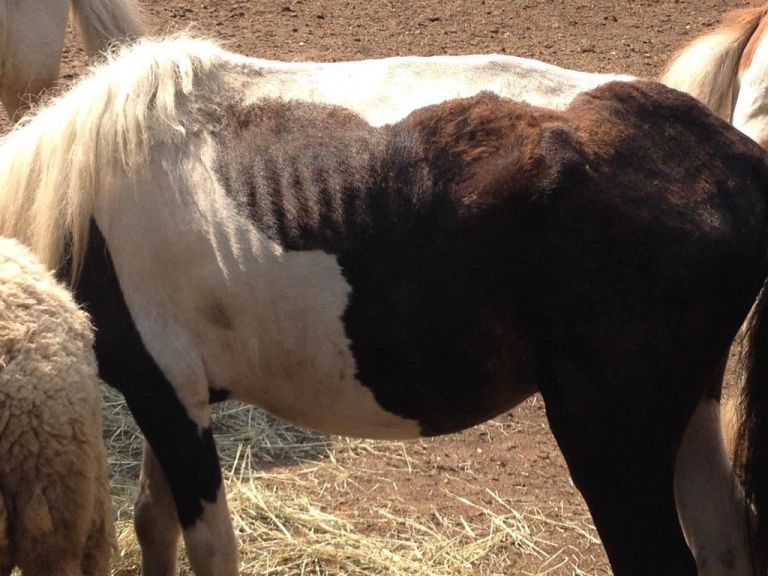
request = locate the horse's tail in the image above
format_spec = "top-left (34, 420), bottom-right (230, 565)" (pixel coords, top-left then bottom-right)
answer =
top-left (660, 5), bottom-right (768, 121)
top-left (0, 35), bottom-right (232, 280)
top-left (70, 0), bottom-right (146, 55)
top-left (736, 279), bottom-right (768, 574)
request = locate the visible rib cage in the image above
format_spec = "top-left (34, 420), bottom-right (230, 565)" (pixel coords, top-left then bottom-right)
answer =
top-left (214, 100), bottom-right (434, 252)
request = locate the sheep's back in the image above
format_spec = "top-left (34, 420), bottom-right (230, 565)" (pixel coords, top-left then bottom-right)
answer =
top-left (0, 236), bottom-right (104, 529)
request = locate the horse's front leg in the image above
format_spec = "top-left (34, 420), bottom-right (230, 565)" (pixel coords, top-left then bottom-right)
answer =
top-left (538, 354), bottom-right (698, 576)
top-left (171, 429), bottom-right (238, 576)
top-left (181, 453), bottom-right (239, 576)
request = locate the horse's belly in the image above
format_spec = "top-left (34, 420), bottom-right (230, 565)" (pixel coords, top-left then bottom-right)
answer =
top-left (100, 157), bottom-right (534, 439)
top-left (164, 244), bottom-right (533, 440)
top-left (191, 245), bottom-right (536, 438)
top-left (199, 311), bottom-right (534, 440)
top-left (111, 234), bottom-right (534, 439)
top-left (168, 245), bottom-right (432, 439)
top-left (196, 274), bottom-right (423, 440)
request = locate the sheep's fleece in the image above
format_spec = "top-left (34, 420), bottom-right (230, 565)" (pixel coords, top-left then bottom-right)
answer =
top-left (0, 237), bottom-right (114, 576)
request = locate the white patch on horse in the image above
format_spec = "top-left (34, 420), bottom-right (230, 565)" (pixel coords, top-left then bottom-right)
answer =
top-left (674, 398), bottom-right (752, 576)
top-left (733, 29), bottom-right (768, 147)
top-left (95, 135), bottom-right (421, 438)
top-left (182, 485), bottom-right (238, 576)
top-left (229, 53), bottom-right (631, 127)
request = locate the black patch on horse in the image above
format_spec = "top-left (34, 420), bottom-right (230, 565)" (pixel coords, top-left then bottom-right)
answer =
top-left (213, 96), bottom-right (543, 435)
top-left (74, 224), bottom-right (223, 528)
top-left (209, 387), bottom-right (231, 404)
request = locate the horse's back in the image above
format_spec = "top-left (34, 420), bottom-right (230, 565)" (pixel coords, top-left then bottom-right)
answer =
top-left (238, 51), bottom-right (630, 126)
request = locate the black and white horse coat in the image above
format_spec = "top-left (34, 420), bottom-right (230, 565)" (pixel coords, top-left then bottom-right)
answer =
top-left (1, 36), bottom-right (768, 576)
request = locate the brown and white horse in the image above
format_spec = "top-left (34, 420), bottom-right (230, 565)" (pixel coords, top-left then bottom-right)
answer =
top-left (0, 0), bottom-right (144, 119)
top-left (3, 37), bottom-right (768, 576)
top-left (661, 2), bottom-right (768, 149)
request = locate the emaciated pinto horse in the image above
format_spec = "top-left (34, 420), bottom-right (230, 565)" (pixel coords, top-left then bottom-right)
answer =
top-left (0, 0), bottom-right (145, 119)
top-left (2, 37), bottom-right (768, 576)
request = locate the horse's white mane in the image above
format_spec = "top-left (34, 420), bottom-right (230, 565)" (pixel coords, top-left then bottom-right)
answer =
top-left (0, 34), bottom-right (232, 280)
top-left (660, 5), bottom-right (768, 121)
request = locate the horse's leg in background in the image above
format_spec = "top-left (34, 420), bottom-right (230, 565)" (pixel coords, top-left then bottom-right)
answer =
top-left (539, 356), bottom-right (697, 575)
top-left (0, 0), bottom-right (68, 119)
top-left (674, 360), bottom-right (751, 576)
top-left (76, 226), bottom-right (239, 576)
top-left (134, 444), bottom-right (181, 576)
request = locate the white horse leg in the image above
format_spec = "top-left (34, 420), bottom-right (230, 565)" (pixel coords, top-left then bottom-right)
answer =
top-left (183, 484), bottom-right (239, 576)
top-left (136, 440), bottom-right (239, 576)
top-left (136, 387), bottom-right (238, 576)
top-left (674, 398), bottom-right (752, 576)
top-left (1, 0), bottom-right (69, 118)
top-left (140, 422), bottom-right (239, 576)
top-left (135, 443), bottom-right (182, 576)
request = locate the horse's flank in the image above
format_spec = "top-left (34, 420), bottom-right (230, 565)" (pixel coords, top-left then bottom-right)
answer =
top-left (660, 4), bottom-right (768, 121)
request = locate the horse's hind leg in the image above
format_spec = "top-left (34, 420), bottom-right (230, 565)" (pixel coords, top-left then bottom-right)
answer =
top-left (674, 391), bottom-right (752, 575)
top-left (134, 443), bottom-right (182, 576)
top-left (540, 365), bottom-right (697, 575)
top-left (0, 0), bottom-right (69, 119)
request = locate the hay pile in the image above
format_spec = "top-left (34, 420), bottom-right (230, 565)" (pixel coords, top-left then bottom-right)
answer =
top-left (101, 386), bottom-right (606, 576)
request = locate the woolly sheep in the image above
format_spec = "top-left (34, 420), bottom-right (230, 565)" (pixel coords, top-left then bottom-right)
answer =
top-left (0, 237), bottom-right (114, 576)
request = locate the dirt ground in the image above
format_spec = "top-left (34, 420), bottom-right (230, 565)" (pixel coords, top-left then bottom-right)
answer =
top-left (0, 0), bottom-right (756, 574)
